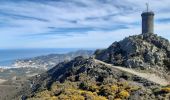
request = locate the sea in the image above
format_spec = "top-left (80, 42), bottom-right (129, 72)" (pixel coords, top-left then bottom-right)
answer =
top-left (0, 48), bottom-right (82, 68)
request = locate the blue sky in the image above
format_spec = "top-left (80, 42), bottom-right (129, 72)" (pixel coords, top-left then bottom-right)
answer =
top-left (0, 0), bottom-right (170, 49)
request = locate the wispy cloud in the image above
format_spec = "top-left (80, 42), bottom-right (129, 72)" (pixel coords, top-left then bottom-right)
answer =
top-left (157, 18), bottom-right (170, 23)
top-left (0, 10), bottom-right (49, 22)
top-left (0, 0), bottom-right (170, 49)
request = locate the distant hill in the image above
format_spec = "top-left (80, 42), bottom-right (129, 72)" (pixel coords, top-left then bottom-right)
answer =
top-left (13, 50), bottom-right (94, 69)
top-left (0, 50), bottom-right (93, 80)
top-left (0, 50), bottom-right (94, 100)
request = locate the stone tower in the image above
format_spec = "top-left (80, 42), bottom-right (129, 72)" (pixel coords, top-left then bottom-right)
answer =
top-left (141, 3), bottom-right (154, 34)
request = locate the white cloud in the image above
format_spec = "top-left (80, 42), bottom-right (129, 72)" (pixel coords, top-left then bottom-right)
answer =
top-left (0, 0), bottom-right (169, 49)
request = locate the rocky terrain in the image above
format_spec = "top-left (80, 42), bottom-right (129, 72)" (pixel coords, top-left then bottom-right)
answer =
top-left (10, 57), bottom-right (170, 100)
top-left (0, 50), bottom-right (93, 100)
top-left (2, 33), bottom-right (170, 100)
top-left (95, 33), bottom-right (170, 80)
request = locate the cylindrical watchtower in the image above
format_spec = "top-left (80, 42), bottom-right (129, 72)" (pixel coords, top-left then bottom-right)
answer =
top-left (141, 4), bottom-right (154, 34)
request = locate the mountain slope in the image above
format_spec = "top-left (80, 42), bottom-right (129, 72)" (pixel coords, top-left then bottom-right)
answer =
top-left (95, 59), bottom-right (169, 86)
top-left (8, 33), bottom-right (170, 100)
top-left (12, 57), bottom-right (170, 100)
top-left (0, 50), bottom-right (93, 80)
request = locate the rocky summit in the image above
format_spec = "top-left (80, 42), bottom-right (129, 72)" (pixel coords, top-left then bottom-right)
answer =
top-left (95, 33), bottom-right (170, 78)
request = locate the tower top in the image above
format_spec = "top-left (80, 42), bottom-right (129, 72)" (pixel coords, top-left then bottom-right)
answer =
top-left (141, 3), bottom-right (154, 34)
top-left (146, 3), bottom-right (149, 12)
top-left (142, 3), bottom-right (154, 16)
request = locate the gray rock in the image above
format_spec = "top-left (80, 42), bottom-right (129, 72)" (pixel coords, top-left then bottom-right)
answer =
top-left (95, 33), bottom-right (170, 76)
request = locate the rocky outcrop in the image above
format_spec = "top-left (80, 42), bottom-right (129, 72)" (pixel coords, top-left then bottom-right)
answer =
top-left (95, 33), bottom-right (170, 77)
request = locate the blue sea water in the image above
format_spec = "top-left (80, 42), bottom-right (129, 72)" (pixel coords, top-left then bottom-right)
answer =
top-left (0, 48), bottom-right (80, 67)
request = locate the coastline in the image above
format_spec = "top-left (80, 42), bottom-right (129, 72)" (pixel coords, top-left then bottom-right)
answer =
top-left (0, 48), bottom-right (88, 68)
top-left (0, 65), bottom-right (17, 69)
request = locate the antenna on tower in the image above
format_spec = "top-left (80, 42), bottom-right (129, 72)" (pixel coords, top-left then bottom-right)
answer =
top-left (146, 3), bottom-right (149, 12)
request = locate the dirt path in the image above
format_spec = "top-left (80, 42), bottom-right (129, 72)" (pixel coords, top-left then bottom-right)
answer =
top-left (0, 79), bottom-right (6, 84)
top-left (95, 59), bottom-right (170, 86)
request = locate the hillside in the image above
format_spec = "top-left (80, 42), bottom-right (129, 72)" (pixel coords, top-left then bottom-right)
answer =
top-left (11, 57), bottom-right (170, 100)
top-left (0, 50), bottom-right (93, 80)
top-left (5, 33), bottom-right (170, 100)
top-left (95, 59), bottom-right (169, 86)
top-left (0, 50), bottom-right (93, 100)
top-left (95, 33), bottom-right (170, 79)
top-left (13, 50), bottom-right (94, 69)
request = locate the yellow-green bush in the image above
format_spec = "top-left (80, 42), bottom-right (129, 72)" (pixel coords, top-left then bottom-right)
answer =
top-left (129, 85), bottom-right (140, 91)
top-left (79, 81), bottom-right (99, 92)
top-left (28, 79), bottom-right (146, 100)
top-left (50, 96), bottom-right (58, 100)
top-left (57, 94), bottom-right (70, 99)
top-left (161, 87), bottom-right (170, 93)
top-left (81, 90), bottom-right (107, 100)
top-left (99, 85), bottom-right (113, 96)
top-left (111, 85), bottom-right (118, 92)
top-left (69, 95), bottom-right (84, 100)
top-left (114, 98), bottom-right (122, 100)
top-left (35, 90), bottom-right (52, 97)
top-left (118, 90), bottom-right (130, 99)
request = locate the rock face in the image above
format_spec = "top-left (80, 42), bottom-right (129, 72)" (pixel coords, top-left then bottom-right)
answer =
top-left (95, 33), bottom-right (170, 75)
